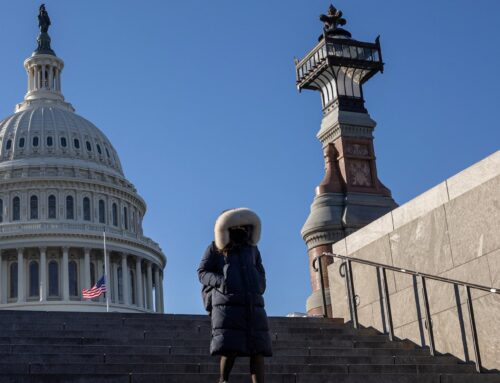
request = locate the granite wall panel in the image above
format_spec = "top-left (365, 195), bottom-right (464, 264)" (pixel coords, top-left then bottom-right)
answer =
top-left (446, 151), bottom-right (500, 200)
top-left (390, 206), bottom-right (454, 291)
top-left (445, 176), bottom-right (500, 267)
top-left (328, 261), bottom-right (349, 320)
top-left (473, 293), bottom-right (500, 369)
top-left (389, 284), bottom-right (423, 329)
top-left (426, 257), bottom-right (492, 314)
top-left (392, 182), bottom-right (449, 230)
top-left (430, 304), bottom-right (473, 363)
top-left (487, 248), bottom-right (500, 287)
top-left (356, 304), bottom-right (374, 329)
top-left (326, 153), bottom-right (499, 369)
top-left (397, 319), bottom-right (428, 349)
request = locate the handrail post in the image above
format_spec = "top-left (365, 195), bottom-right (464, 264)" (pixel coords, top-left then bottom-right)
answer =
top-left (380, 267), bottom-right (394, 341)
top-left (316, 255), bottom-right (328, 318)
top-left (346, 260), bottom-right (358, 329)
top-left (465, 285), bottom-right (482, 373)
top-left (421, 276), bottom-right (435, 356)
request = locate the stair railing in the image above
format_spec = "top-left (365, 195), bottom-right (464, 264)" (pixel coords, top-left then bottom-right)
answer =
top-left (312, 252), bottom-right (500, 373)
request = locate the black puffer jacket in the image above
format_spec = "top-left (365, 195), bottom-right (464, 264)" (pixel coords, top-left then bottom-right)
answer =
top-left (198, 242), bottom-right (272, 357)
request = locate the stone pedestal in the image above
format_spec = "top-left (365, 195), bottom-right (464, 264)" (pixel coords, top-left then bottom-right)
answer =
top-left (301, 109), bottom-right (397, 316)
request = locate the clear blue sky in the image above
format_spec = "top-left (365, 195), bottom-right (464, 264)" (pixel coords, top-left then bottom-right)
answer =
top-left (0, 1), bottom-right (499, 315)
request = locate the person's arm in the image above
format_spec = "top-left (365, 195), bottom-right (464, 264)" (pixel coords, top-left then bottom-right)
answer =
top-left (255, 248), bottom-right (266, 293)
top-left (197, 245), bottom-right (223, 288)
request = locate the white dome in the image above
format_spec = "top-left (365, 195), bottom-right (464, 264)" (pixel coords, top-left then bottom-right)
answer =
top-left (0, 105), bottom-right (124, 176)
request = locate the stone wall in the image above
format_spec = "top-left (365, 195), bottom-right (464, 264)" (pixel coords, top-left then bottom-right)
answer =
top-left (327, 151), bottom-right (500, 370)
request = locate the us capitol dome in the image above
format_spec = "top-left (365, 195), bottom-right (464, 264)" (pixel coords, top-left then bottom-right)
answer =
top-left (0, 6), bottom-right (166, 313)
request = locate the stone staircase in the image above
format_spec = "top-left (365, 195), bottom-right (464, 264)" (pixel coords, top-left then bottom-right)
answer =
top-left (0, 310), bottom-right (498, 382)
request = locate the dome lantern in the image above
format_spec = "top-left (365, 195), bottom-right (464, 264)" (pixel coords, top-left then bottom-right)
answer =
top-left (16, 4), bottom-right (73, 113)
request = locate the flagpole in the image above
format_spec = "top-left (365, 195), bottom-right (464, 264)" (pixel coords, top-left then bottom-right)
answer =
top-left (103, 228), bottom-right (109, 313)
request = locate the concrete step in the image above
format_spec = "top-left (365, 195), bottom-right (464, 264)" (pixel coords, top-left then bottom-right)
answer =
top-left (17, 362), bottom-right (476, 374)
top-left (0, 311), bottom-right (341, 325)
top-left (0, 338), bottom-right (379, 351)
top-left (0, 334), bottom-right (417, 349)
top-left (0, 329), bottom-right (389, 342)
top-left (0, 320), bottom-right (361, 330)
top-left (1, 373), bottom-right (497, 383)
top-left (3, 345), bottom-right (435, 358)
top-left (0, 336), bottom-right (415, 353)
top-left (0, 353), bottom-right (461, 366)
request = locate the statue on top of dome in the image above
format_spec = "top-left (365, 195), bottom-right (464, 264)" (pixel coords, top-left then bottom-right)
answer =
top-left (38, 4), bottom-right (51, 33)
top-left (33, 4), bottom-right (55, 56)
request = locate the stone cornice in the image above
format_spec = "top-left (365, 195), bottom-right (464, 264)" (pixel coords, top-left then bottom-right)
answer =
top-left (302, 228), bottom-right (345, 249)
top-left (317, 123), bottom-right (374, 146)
top-left (0, 225), bottom-right (165, 267)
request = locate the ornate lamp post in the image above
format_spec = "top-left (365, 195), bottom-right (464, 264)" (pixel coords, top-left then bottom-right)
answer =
top-left (296, 5), bottom-right (397, 316)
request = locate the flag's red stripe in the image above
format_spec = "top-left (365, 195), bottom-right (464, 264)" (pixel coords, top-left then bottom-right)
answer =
top-left (82, 286), bottom-right (107, 299)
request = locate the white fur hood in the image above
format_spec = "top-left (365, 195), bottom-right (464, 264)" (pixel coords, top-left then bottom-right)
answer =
top-left (214, 208), bottom-right (261, 250)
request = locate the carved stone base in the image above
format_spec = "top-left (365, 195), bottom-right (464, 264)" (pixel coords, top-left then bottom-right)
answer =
top-left (301, 193), bottom-right (346, 249)
top-left (302, 192), bottom-right (397, 249)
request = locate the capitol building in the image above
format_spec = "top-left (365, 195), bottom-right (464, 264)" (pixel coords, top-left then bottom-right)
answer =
top-left (0, 7), bottom-right (166, 313)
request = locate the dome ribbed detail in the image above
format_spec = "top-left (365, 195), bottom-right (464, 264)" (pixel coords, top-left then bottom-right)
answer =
top-left (0, 105), bottom-right (123, 176)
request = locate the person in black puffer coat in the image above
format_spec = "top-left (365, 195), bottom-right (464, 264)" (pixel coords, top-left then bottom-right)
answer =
top-left (198, 208), bottom-right (272, 383)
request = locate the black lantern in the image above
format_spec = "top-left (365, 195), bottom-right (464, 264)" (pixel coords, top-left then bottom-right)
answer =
top-left (295, 5), bottom-right (383, 114)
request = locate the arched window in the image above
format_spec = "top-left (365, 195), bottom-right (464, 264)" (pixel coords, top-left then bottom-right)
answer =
top-left (112, 203), bottom-right (118, 226)
top-left (69, 260), bottom-right (78, 297)
top-left (30, 195), bottom-right (38, 219)
top-left (86, 141), bottom-right (92, 151)
top-left (90, 262), bottom-right (96, 287)
top-left (123, 207), bottom-right (128, 230)
top-left (6, 139), bottom-right (12, 150)
top-left (60, 137), bottom-right (67, 147)
top-left (29, 261), bottom-right (39, 297)
top-left (117, 266), bottom-right (123, 303)
top-left (105, 147), bottom-right (110, 158)
top-left (98, 200), bottom-right (105, 224)
top-left (66, 196), bottom-right (74, 220)
top-left (48, 261), bottom-right (59, 296)
top-left (48, 195), bottom-right (56, 219)
top-left (83, 197), bottom-right (91, 221)
top-left (9, 262), bottom-right (18, 299)
top-left (130, 269), bottom-right (135, 305)
top-left (19, 137), bottom-right (25, 148)
top-left (131, 211), bottom-right (136, 233)
top-left (0, 199), bottom-right (3, 223)
top-left (12, 196), bottom-right (20, 221)
top-left (74, 139), bottom-right (80, 149)
top-left (32, 136), bottom-right (39, 147)
top-left (47, 136), bottom-right (53, 147)
top-left (96, 144), bottom-right (102, 155)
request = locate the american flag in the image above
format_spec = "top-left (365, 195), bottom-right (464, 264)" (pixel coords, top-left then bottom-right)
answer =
top-left (82, 275), bottom-right (107, 299)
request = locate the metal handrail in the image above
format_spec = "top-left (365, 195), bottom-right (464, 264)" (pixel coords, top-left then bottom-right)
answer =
top-left (312, 252), bottom-right (500, 373)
